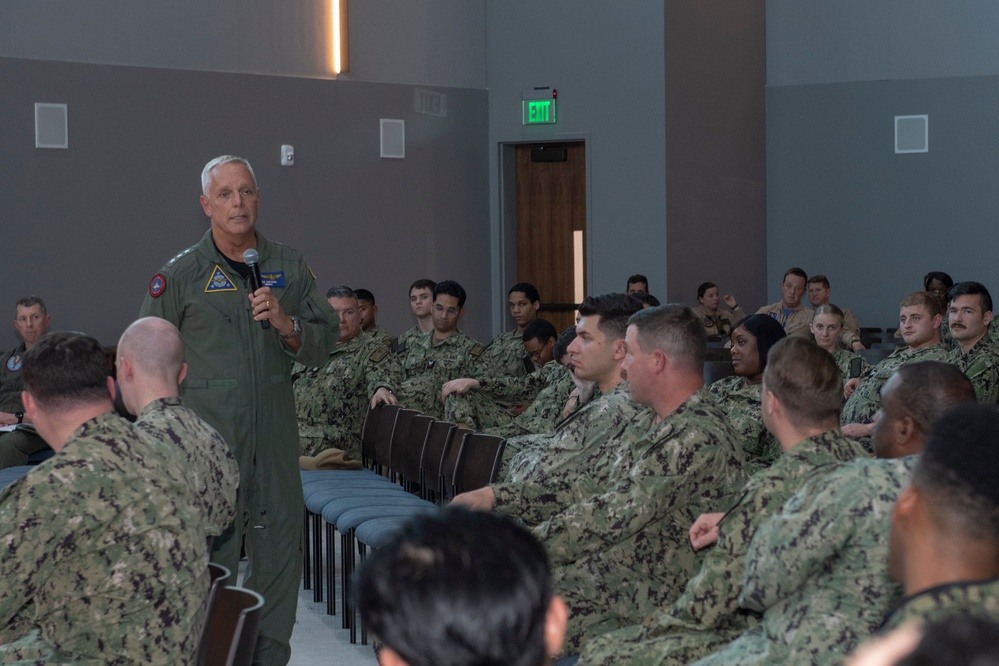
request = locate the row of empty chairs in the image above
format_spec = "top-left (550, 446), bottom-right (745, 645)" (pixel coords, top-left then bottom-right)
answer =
top-left (198, 563), bottom-right (264, 666)
top-left (301, 403), bottom-right (506, 643)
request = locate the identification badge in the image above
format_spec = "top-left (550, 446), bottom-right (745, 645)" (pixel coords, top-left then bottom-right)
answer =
top-left (261, 271), bottom-right (286, 288)
top-left (205, 265), bottom-right (238, 293)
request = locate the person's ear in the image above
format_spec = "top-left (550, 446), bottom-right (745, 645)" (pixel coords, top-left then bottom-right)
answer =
top-left (106, 376), bottom-right (116, 402)
top-left (544, 595), bottom-right (569, 661)
top-left (893, 484), bottom-right (918, 524)
top-left (894, 415), bottom-right (917, 452)
top-left (178, 362), bottom-right (188, 385)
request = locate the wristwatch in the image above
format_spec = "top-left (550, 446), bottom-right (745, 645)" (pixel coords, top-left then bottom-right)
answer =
top-left (280, 315), bottom-right (303, 340)
top-left (14, 411), bottom-right (23, 424)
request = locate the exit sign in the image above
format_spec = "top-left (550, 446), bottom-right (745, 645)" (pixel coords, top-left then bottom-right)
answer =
top-left (522, 99), bottom-right (557, 125)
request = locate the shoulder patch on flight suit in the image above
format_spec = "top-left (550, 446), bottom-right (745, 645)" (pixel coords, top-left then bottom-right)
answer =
top-left (205, 265), bottom-right (238, 293)
top-left (370, 347), bottom-right (390, 363)
top-left (149, 273), bottom-right (167, 298)
top-left (6, 354), bottom-right (22, 372)
top-left (470, 344), bottom-right (486, 358)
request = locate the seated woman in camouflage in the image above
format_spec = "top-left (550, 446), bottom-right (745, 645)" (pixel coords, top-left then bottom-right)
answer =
top-left (811, 304), bottom-right (870, 382)
top-left (709, 315), bottom-right (785, 470)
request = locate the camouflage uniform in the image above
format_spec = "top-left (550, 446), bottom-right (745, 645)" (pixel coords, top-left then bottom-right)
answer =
top-left (708, 375), bottom-right (779, 471)
top-left (691, 305), bottom-right (747, 338)
top-left (443, 360), bottom-right (571, 432)
top-left (841, 343), bottom-right (948, 426)
top-left (366, 324), bottom-right (396, 351)
top-left (881, 579), bottom-right (999, 631)
top-left (946, 335), bottom-right (999, 405)
top-left (0, 412), bottom-right (208, 665)
top-left (532, 388), bottom-right (747, 653)
top-left (487, 328), bottom-right (531, 377)
top-left (754, 302), bottom-right (813, 338)
top-left (488, 363), bottom-right (575, 438)
top-left (134, 396), bottom-right (240, 538)
top-left (395, 324), bottom-right (425, 352)
top-left (830, 347), bottom-right (871, 384)
top-left (692, 457), bottom-right (913, 666)
top-left (292, 332), bottom-right (401, 458)
top-left (577, 430), bottom-right (868, 666)
top-left (395, 329), bottom-right (494, 419)
top-left (0, 343), bottom-right (48, 468)
top-left (497, 383), bottom-right (636, 485)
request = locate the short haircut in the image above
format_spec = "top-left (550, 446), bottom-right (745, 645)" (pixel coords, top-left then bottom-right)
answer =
top-left (900, 291), bottom-right (942, 318)
top-left (806, 274), bottom-right (830, 289)
top-left (117, 317), bottom-right (185, 383)
top-left (325, 286), bottom-right (357, 300)
top-left (762, 337), bottom-right (842, 428)
top-left (946, 281), bottom-right (993, 313)
top-left (628, 304), bottom-right (706, 373)
top-left (553, 326), bottom-right (577, 361)
top-left (201, 155), bottom-right (256, 196)
top-left (627, 274), bottom-right (648, 288)
top-left (577, 293), bottom-right (644, 341)
top-left (733, 314), bottom-right (787, 374)
top-left (923, 271), bottom-right (954, 291)
top-left (354, 288), bottom-right (376, 305)
top-left (782, 267), bottom-right (807, 282)
top-left (434, 280), bottom-right (467, 309)
top-left (22, 332), bottom-right (109, 410)
top-left (632, 292), bottom-right (661, 307)
top-left (696, 282), bottom-right (717, 299)
top-left (898, 613), bottom-right (999, 666)
top-left (887, 362), bottom-right (975, 437)
top-left (358, 508), bottom-right (553, 666)
top-left (509, 283), bottom-right (541, 304)
top-left (813, 303), bottom-right (845, 323)
top-left (16, 296), bottom-right (47, 315)
top-left (522, 318), bottom-right (557, 345)
top-left (410, 278), bottom-right (436, 293)
top-left (912, 402), bottom-right (999, 543)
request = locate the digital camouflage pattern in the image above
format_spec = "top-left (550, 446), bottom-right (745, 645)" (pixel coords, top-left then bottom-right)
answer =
top-left (134, 396), bottom-right (240, 538)
top-left (366, 324), bottom-right (396, 352)
top-left (292, 332), bottom-right (401, 458)
top-left (841, 343), bottom-right (948, 426)
top-left (0, 412), bottom-right (208, 665)
top-left (692, 457), bottom-right (913, 666)
top-left (396, 329), bottom-right (495, 419)
top-left (496, 382), bottom-right (636, 486)
top-left (395, 324), bottom-right (424, 353)
top-left (488, 363), bottom-right (575, 438)
top-left (535, 388), bottom-right (747, 653)
top-left (881, 578), bottom-right (999, 632)
top-left (708, 375), bottom-right (779, 471)
top-left (577, 430), bottom-right (868, 666)
top-left (946, 336), bottom-right (999, 405)
top-left (487, 328), bottom-right (531, 377)
top-left (444, 360), bottom-right (573, 432)
top-left (830, 347), bottom-right (871, 384)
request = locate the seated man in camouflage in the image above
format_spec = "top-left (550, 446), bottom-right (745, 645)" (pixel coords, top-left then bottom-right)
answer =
top-left (456, 305), bottom-right (747, 655)
top-left (878, 401), bottom-right (999, 632)
top-left (442, 318), bottom-right (574, 435)
top-left (294, 286), bottom-right (401, 458)
top-left (116, 316), bottom-right (240, 540)
top-left (396, 278), bottom-right (436, 350)
top-left (389, 280), bottom-right (494, 420)
top-left (487, 282), bottom-right (542, 377)
top-left (354, 288), bottom-right (397, 350)
top-left (0, 332), bottom-right (207, 664)
top-left (578, 337), bottom-right (866, 666)
top-left (695, 362), bottom-right (975, 666)
top-left (944, 281), bottom-right (999, 404)
top-left (841, 291), bottom-right (948, 442)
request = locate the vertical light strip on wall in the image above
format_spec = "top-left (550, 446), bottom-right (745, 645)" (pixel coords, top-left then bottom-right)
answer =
top-left (332, 0), bottom-right (350, 74)
top-left (573, 230), bottom-right (584, 303)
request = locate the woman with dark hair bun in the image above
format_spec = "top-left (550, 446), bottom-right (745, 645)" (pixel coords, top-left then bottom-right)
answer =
top-left (692, 282), bottom-right (746, 339)
top-left (709, 314), bottom-right (786, 470)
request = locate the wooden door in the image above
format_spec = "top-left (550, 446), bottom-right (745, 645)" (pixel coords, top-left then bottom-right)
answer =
top-left (514, 142), bottom-right (586, 334)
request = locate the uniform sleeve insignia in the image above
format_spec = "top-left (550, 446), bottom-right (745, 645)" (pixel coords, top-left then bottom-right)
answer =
top-left (204, 265), bottom-right (238, 293)
top-left (149, 273), bottom-right (167, 298)
top-left (470, 344), bottom-right (486, 357)
top-left (370, 347), bottom-right (389, 363)
top-left (261, 271), bottom-right (286, 288)
top-left (6, 354), bottom-right (22, 372)
top-left (308, 265), bottom-right (317, 281)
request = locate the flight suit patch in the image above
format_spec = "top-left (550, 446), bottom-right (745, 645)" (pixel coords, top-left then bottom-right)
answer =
top-left (205, 265), bottom-right (238, 293)
top-left (261, 271), bottom-right (286, 288)
top-left (6, 354), bottom-right (22, 372)
top-left (149, 273), bottom-right (167, 298)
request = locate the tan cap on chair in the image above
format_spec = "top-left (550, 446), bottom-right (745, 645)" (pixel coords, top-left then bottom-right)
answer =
top-left (299, 448), bottom-right (363, 471)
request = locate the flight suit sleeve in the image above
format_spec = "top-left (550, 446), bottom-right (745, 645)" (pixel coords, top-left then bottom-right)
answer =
top-left (288, 262), bottom-right (339, 368)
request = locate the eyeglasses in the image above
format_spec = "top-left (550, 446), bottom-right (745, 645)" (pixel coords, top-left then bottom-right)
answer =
top-left (524, 345), bottom-right (546, 361)
top-left (433, 304), bottom-right (460, 317)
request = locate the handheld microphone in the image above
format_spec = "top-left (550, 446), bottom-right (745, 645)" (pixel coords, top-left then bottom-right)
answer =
top-left (242, 248), bottom-right (270, 330)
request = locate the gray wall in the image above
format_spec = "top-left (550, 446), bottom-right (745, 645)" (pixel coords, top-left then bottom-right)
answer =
top-left (0, 57), bottom-right (490, 345)
top-left (766, 2), bottom-right (999, 328)
top-left (484, 1), bottom-right (668, 314)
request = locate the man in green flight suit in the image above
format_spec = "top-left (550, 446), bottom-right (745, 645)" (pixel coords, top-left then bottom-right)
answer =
top-left (140, 155), bottom-right (338, 666)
